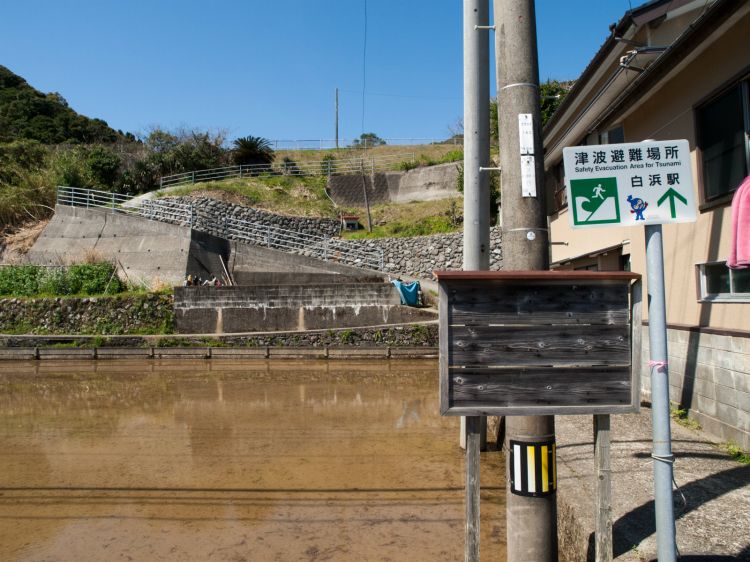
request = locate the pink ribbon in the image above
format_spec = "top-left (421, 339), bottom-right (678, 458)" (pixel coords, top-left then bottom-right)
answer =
top-left (648, 360), bottom-right (668, 372)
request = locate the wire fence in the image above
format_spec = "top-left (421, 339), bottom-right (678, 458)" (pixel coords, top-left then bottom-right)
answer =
top-left (268, 138), bottom-right (463, 150)
top-left (55, 187), bottom-right (383, 271)
top-left (159, 153), bottom-right (415, 189)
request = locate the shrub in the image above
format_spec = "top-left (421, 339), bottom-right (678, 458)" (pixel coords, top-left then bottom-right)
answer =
top-left (0, 262), bottom-right (123, 297)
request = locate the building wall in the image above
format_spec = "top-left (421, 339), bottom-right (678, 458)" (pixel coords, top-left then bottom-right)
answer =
top-left (549, 9), bottom-right (750, 331)
top-left (546, 6), bottom-right (750, 448)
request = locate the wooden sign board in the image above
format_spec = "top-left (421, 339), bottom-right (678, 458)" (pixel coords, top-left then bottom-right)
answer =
top-left (436, 271), bottom-right (642, 417)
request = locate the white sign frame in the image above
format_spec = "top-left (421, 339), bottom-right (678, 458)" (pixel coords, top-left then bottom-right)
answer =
top-left (562, 139), bottom-right (696, 228)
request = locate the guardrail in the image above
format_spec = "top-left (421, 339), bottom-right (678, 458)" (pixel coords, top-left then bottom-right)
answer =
top-left (223, 216), bottom-right (383, 271)
top-left (55, 187), bottom-right (384, 272)
top-left (268, 138), bottom-right (463, 150)
top-left (56, 186), bottom-right (193, 226)
top-left (159, 153), bottom-right (415, 189)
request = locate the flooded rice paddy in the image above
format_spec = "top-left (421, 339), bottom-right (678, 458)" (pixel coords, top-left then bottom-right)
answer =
top-left (0, 359), bottom-right (506, 561)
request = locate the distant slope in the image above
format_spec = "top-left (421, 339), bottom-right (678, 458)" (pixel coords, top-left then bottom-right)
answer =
top-left (0, 65), bottom-right (126, 144)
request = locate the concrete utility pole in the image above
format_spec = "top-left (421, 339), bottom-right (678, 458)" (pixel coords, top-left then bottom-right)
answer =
top-left (461, 1), bottom-right (490, 559)
top-left (494, 1), bottom-right (557, 560)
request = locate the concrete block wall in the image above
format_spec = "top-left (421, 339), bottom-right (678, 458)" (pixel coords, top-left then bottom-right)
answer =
top-left (641, 325), bottom-right (750, 450)
top-left (173, 284), bottom-right (436, 333)
top-left (327, 163), bottom-right (459, 207)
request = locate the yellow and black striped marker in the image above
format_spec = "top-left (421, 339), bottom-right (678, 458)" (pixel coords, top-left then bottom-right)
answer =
top-left (509, 440), bottom-right (556, 497)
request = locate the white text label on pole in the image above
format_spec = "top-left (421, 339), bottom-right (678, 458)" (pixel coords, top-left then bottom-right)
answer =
top-left (521, 155), bottom-right (536, 197)
top-left (562, 139), bottom-right (696, 228)
top-left (518, 113), bottom-right (534, 155)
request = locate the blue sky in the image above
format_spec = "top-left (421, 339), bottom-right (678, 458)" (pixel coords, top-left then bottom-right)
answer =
top-left (1, 1), bottom-right (635, 143)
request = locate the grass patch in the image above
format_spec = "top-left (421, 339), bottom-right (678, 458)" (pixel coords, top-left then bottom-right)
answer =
top-left (722, 441), bottom-right (750, 465)
top-left (669, 402), bottom-right (702, 430)
top-left (343, 198), bottom-right (463, 239)
top-left (397, 150), bottom-right (463, 171)
top-left (159, 174), bottom-right (343, 218)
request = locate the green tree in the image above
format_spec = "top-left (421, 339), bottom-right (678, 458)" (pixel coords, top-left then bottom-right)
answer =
top-left (351, 132), bottom-right (386, 148)
top-left (232, 135), bottom-right (275, 167)
top-left (86, 146), bottom-right (121, 188)
top-left (539, 80), bottom-right (572, 127)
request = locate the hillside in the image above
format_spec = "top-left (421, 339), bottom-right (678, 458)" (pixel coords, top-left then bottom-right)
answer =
top-left (0, 65), bottom-right (126, 144)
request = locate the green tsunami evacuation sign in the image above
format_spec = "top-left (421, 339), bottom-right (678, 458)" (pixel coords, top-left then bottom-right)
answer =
top-left (570, 177), bottom-right (621, 226)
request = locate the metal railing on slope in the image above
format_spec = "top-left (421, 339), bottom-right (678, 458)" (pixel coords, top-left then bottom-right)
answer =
top-left (56, 186), bottom-right (194, 226)
top-left (55, 187), bottom-right (384, 272)
top-left (222, 216), bottom-right (383, 271)
top-left (159, 153), bottom-right (414, 189)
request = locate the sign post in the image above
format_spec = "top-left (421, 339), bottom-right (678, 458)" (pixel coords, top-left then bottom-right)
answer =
top-left (563, 139), bottom-right (697, 562)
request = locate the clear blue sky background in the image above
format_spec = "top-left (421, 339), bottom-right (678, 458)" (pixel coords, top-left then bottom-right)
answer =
top-left (1, 1), bottom-right (636, 143)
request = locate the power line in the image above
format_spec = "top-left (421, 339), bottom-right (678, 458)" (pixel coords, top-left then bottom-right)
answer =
top-left (340, 88), bottom-right (461, 101)
top-left (360, 0), bottom-right (368, 136)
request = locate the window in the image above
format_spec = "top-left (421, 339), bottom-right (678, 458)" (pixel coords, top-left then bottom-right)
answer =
top-left (696, 79), bottom-right (750, 202)
top-left (698, 262), bottom-right (750, 302)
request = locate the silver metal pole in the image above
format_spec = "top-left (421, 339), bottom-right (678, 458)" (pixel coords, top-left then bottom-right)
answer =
top-left (462, 2), bottom-right (490, 560)
top-left (645, 224), bottom-right (677, 562)
top-left (463, 0), bottom-right (490, 272)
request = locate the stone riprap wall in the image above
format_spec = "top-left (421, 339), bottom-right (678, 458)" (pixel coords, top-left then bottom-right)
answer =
top-left (341, 226), bottom-right (502, 278)
top-left (162, 196), bottom-right (340, 238)
top-left (0, 294), bottom-right (173, 335)
top-left (0, 323), bottom-right (439, 351)
top-left (641, 326), bottom-right (750, 451)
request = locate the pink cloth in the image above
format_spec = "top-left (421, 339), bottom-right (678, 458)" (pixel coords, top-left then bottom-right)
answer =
top-left (728, 176), bottom-right (750, 269)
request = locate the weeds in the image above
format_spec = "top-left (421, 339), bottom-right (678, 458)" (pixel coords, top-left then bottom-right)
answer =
top-left (722, 441), bottom-right (750, 465)
top-left (669, 402), bottom-right (702, 430)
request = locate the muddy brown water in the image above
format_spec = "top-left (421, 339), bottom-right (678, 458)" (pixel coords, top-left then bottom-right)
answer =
top-left (0, 359), bottom-right (506, 561)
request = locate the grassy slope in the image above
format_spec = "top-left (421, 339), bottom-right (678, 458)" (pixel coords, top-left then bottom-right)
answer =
top-left (158, 171), bottom-right (465, 238)
top-left (275, 143), bottom-right (462, 168)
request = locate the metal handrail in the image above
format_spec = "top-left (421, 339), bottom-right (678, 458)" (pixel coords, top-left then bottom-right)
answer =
top-left (55, 186), bottom-right (384, 272)
top-left (159, 153), bottom-right (415, 188)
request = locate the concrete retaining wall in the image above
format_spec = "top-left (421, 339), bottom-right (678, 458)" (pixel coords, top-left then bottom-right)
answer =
top-left (641, 325), bottom-right (750, 450)
top-left (327, 163), bottom-right (459, 207)
top-left (173, 284), bottom-right (435, 333)
top-left (27, 206), bottom-right (230, 286)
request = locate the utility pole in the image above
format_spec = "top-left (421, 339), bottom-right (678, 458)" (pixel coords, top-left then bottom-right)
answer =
top-left (462, 1), bottom-right (490, 559)
top-left (335, 88), bottom-right (339, 150)
top-left (494, 1), bottom-right (557, 561)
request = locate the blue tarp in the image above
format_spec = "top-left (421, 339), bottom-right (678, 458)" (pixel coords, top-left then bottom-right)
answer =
top-left (391, 279), bottom-right (420, 306)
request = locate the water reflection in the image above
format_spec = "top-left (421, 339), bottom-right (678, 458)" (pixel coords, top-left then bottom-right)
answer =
top-left (0, 359), bottom-right (505, 561)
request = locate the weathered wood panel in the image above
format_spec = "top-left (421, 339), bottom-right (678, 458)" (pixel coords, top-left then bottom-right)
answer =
top-left (448, 368), bottom-right (631, 409)
top-left (449, 324), bottom-right (630, 367)
top-left (446, 281), bottom-right (629, 326)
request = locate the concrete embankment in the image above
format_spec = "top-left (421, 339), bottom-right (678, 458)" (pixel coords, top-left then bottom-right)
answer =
top-left (0, 322), bottom-right (439, 359)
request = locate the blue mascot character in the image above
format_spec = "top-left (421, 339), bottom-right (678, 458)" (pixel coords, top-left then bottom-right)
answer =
top-left (626, 195), bottom-right (648, 221)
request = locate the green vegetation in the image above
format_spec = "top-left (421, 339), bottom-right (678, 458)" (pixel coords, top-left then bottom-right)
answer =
top-left (232, 135), bottom-right (275, 166)
top-left (669, 402), bottom-right (702, 430)
top-left (0, 65), bottom-right (126, 144)
top-left (722, 441), bottom-right (750, 465)
top-left (397, 149), bottom-right (463, 171)
top-left (0, 262), bottom-right (124, 297)
top-left (351, 132), bottom-right (386, 147)
top-left (490, 79), bottom-right (573, 141)
top-left (159, 174), bottom-right (342, 218)
top-left (343, 198), bottom-right (463, 239)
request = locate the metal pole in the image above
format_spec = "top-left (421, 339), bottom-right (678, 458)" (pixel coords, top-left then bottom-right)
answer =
top-left (645, 224), bottom-right (677, 562)
top-left (463, 0), bottom-right (491, 272)
top-left (461, 2), bottom-right (490, 560)
top-left (495, 1), bottom-right (557, 560)
top-left (335, 88), bottom-right (339, 150)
